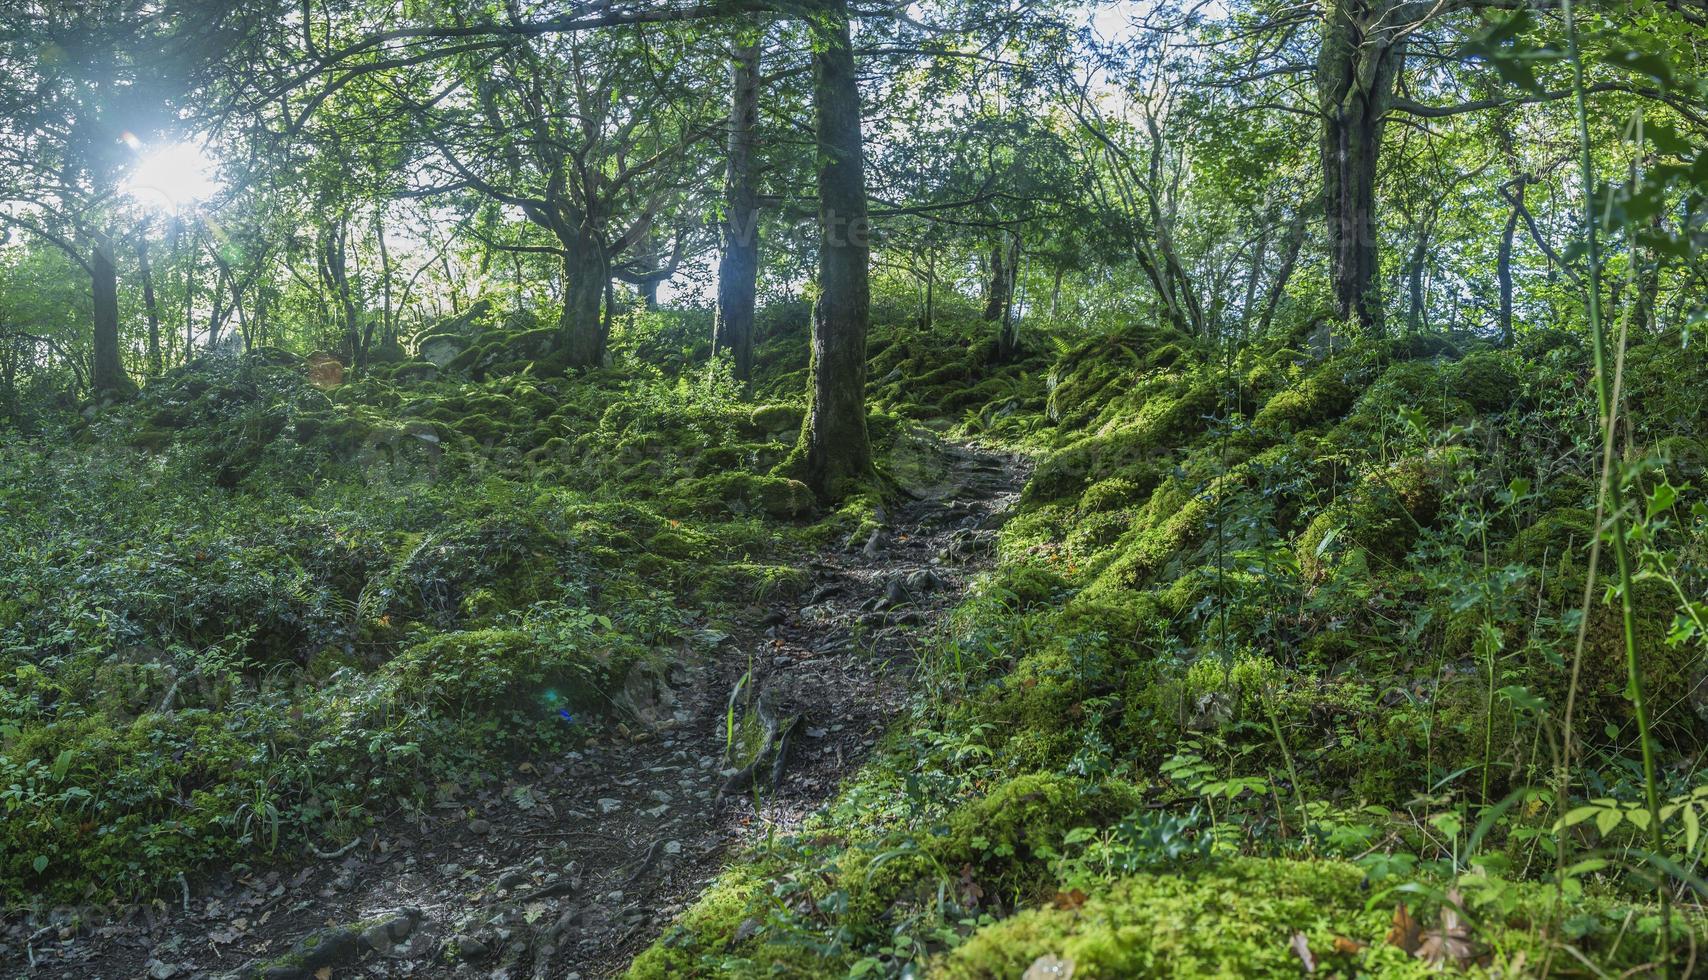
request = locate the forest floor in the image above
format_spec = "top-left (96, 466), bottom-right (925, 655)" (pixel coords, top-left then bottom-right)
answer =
top-left (19, 435), bottom-right (1025, 980)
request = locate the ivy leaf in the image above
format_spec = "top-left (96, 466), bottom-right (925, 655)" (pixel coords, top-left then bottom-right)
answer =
top-left (32, 855), bottom-right (48, 873)
top-left (1605, 47), bottom-right (1675, 85)
top-left (1595, 807), bottom-right (1623, 836)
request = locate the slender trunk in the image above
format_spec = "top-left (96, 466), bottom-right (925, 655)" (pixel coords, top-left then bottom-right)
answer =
top-left (1258, 195), bottom-right (1315, 335)
top-left (138, 235), bottom-right (162, 376)
top-left (182, 237), bottom-right (199, 361)
top-left (376, 206), bottom-right (395, 348)
top-left (207, 267), bottom-right (228, 349)
top-left (923, 252), bottom-right (935, 328)
top-left (1238, 220), bottom-right (1270, 333)
top-left (797, 0), bottom-right (873, 499)
top-left (90, 232), bottom-right (125, 397)
top-left (1049, 266), bottom-right (1064, 318)
top-left (981, 236), bottom-right (1008, 322)
top-left (713, 35), bottom-right (761, 386)
top-left (640, 278), bottom-right (659, 310)
top-left (1406, 231), bottom-right (1428, 334)
top-left (996, 237), bottom-right (1024, 360)
top-left (1498, 203), bottom-right (1519, 345)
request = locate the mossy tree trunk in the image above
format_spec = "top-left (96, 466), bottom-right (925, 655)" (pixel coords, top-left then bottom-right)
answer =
top-left (797, 0), bottom-right (874, 499)
top-left (89, 230), bottom-right (126, 398)
top-left (1318, 0), bottom-right (1415, 335)
top-left (713, 34), bottom-right (761, 387)
top-left (559, 243), bottom-right (608, 368)
top-left (981, 234), bottom-right (1009, 322)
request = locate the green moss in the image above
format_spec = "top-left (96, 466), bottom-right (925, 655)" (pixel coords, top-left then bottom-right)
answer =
top-left (748, 403), bottom-right (804, 436)
top-left (1025, 376), bottom-right (1213, 506)
top-left (987, 564), bottom-right (1071, 611)
top-left (938, 857), bottom-right (1684, 979)
top-left (1452, 350), bottom-right (1520, 412)
top-left (1079, 476), bottom-right (1149, 513)
top-left (1296, 455), bottom-right (1445, 581)
top-left (667, 472), bottom-right (816, 519)
top-left (1506, 507), bottom-right (1594, 570)
top-left (1251, 363), bottom-right (1355, 434)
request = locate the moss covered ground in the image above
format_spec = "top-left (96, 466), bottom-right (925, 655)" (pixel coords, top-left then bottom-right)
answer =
top-left (5, 299), bottom-right (1704, 975)
top-left (629, 318), bottom-right (1708, 977)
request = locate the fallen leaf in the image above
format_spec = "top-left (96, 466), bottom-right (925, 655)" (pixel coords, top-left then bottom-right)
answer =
top-left (1290, 931), bottom-right (1316, 973)
top-left (1331, 936), bottom-right (1367, 955)
top-left (315, 969), bottom-right (332, 980)
top-left (1052, 888), bottom-right (1088, 911)
top-left (1387, 902), bottom-right (1422, 954)
top-left (1416, 888), bottom-right (1480, 968)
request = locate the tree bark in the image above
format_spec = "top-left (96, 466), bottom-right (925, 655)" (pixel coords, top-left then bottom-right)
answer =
top-left (981, 236), bottom-right (1008, 322)
top-left (1318, 0), bottom-right (1413, 334)
top-left (138, 234), bottom-right (162, 376)
top-left (1498, 199), bottom-right (1519, 345)
top-left (90, 231), bottom-right (125, 397)
top-left (713, 35), bottom-right (761, 386)
top-left (1406, 230), bottom-right (1428, 334)
top-left (797, 0), bottom-right (873, 499)
top-left (558, 244), bottom-right (607, 368)
top-left (1258, 194), bottom-right (1315, 336)
top-left (995, 236), bottom-right (1024, 360)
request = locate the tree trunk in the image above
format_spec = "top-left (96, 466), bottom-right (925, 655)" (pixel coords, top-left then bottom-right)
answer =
top-left (1318, 0), bottom-right (1412, 334)
top-left (1258, 195), bottom-right (1314, 336)
top-left (1406, 231), bottom-right (1428, 334)
top-left (1049, 266), bottom-right (1064, 318)
top-left (89, 231), bottom-right (125, 397)
top-left (981, 236), bottom-right (1008, 322)
top-left (713, 35), bottom-right (761, 387)
top-left (1498, 206), bottom-right (1518, 345)
top-left (796, 0), bottom-right (873, 499)
top-left (559, 245), bottom-right (607, 368)
top-left (138, 235), bottom-right (162, 376)
top-left (996, 237), bottom-right (1024, 360)
top-left (640, 278), bottom-right (659, 310)
top-left (1237, 219), bottom-right (1270, 334)
top-left (923, 251), bottom-right (936, 328)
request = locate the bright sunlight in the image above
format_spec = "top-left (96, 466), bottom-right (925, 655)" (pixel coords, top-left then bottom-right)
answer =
top-left (122, 140), bottom-right (221, 211)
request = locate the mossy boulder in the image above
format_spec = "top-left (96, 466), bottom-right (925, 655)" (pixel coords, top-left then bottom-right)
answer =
top-left (748, 403), bottom-right (804, 437)
top-left (1251, 364), bottom-right (1355, 435)
top-left (666, 472), bottom-right (815, 519)
top-left (1451, 350), bottom-right (1520, 412)
top-left (1295, 454), bottom-right (1447, 581)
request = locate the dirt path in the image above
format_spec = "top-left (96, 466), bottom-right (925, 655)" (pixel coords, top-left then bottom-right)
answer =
top-left (11, 434), bottom-right (1024, 980)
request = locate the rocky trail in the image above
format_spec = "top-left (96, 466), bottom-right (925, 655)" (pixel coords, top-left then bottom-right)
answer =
top-left (11, 435), bottom-right (1024, 980)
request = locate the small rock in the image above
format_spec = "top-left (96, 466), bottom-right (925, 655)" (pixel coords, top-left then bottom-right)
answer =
top-left (145, 959), bottom-right (182, 980)
top-left (862, 529), bottom-right (884, 557)
top-left (449, 935), bottom-right (490, 961)
top-left (644, 804), bottom-right (669, 819)
top-left (664, 840), bottom-right (682, 855)
top-left (884, 579), bottom-right (909, 607)
top-left (597, 798), bottom-right (622, 814)
top-left (649, 789), bottom-right (671, 804)
top-left (361, 908), bottom-right (420, 956)
top-left (467, 818), bottom-right (492, 835)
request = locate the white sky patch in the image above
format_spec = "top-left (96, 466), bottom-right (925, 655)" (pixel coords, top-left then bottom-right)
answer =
top-left (123, 141), bottom-right (222, 212)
